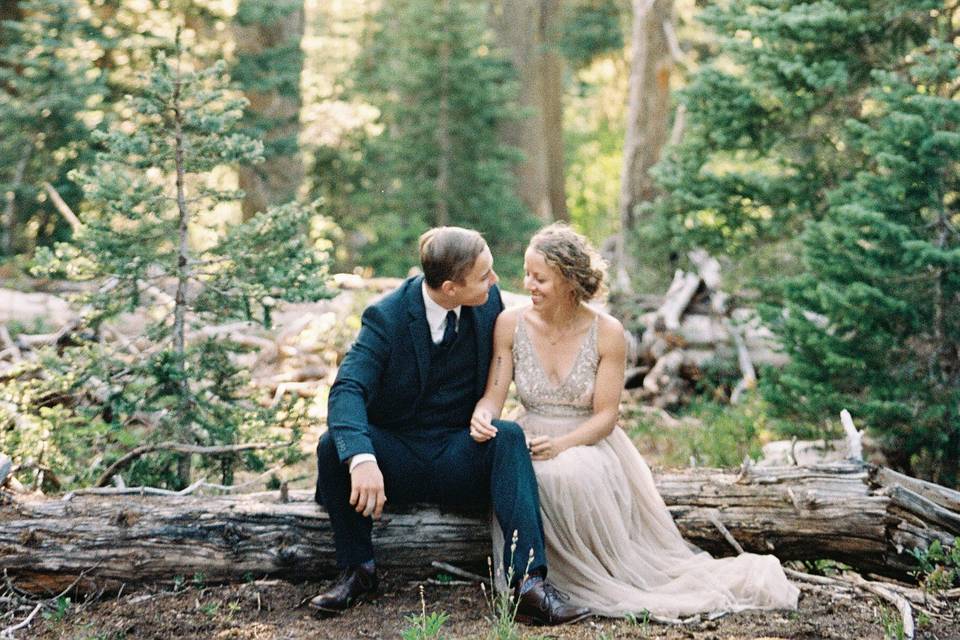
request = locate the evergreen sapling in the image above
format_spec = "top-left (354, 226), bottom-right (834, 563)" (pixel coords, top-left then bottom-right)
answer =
top-left (29, 34), bottom-right (331, 488)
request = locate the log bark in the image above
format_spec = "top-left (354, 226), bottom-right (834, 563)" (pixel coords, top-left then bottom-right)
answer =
top-left (1, 463), bottom-right (956, 594)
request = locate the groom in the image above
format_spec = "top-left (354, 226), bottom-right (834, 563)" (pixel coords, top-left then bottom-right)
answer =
top-left (311, 226), bottom-right (589, 625)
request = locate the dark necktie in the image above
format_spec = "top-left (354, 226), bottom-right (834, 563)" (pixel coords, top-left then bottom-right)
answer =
top-left (441, 310), bottom-right (457, 348)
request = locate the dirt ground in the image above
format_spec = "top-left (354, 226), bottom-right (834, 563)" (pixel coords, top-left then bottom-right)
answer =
top-left (12, 418), bottom-right (959, 639)
top-left (8, 400), bottom-right (957, 639)
top-left (28, 568), bottom-right (959, 640)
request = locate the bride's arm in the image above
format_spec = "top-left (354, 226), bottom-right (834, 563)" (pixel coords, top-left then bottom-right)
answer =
top-left (469, 309), bottom-right (519, 442)
top-left (529, 314), bottom-right (626, 459)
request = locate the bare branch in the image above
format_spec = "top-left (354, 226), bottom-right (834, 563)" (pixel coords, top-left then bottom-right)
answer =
top-left (42, 182), bottom-right (84, 233)
top-left (94, 441), bottom-right (288, 487)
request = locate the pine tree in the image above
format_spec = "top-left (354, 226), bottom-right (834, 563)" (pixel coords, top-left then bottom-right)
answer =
top-left (0, 0), bottom-right (107, 256)
top-left (329, 0), bottom-right (537, 280)
top-left (27, 32), bottom-right (331, 488)
top-left (761, 35), bottom-right (960, 485)
top-left (645, 0), bottom-right (941, 264)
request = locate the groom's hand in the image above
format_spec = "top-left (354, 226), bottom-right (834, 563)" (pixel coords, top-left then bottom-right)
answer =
top-left (350, 461), bottom-right (386, 519)
top-left (470, 408), bottom-right (498, 442)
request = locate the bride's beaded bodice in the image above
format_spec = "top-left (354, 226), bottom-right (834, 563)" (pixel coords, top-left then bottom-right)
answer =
top-left (512, 313), bottom-right (598, 417)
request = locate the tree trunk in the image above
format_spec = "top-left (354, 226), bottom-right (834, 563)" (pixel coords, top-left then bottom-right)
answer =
top-left (2, 148), bottom-right (30, 256)
top-left (489, 0), bottom-right (566, 221)
top-left (233, 0), bottom-right (306, 219)
top-left (3, 463), bottom-right (956, 594)
top-left (1, 0), bottom-right (27, 256)
top-left (614, 0), bottom-right (675, 288)
top-left (435, 0), bottom-right (452, 227)
top-left (0, 0), bottom-right (23, 63)
top-left (171, 38), bottom-right (194, 489)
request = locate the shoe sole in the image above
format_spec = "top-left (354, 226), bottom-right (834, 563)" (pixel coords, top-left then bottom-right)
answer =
top-left (308, 592), bottom-right (377, 618)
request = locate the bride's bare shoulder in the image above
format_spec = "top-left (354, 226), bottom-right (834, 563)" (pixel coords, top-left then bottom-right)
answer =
top-left (588, 308), bottom-right (626, 353)
top-left (493, 305), bottom-right (528, 338)
top-left (587, 307), bottom-right (624, 333)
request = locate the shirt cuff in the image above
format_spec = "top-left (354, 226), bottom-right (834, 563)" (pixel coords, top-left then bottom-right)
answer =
top-left (348, 453), bottom-right (377, 473)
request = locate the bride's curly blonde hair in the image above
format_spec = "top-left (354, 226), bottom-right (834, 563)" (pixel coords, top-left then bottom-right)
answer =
top-left (528, 223), bottom-right (608, 303)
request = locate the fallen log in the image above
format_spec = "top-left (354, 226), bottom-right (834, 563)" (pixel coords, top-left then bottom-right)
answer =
top-left (656, 270), bottom-right (701, 331)
top-left (0, 289), bottom-right (76, 329)
top-left (0, 463), bottom-right (956, 594)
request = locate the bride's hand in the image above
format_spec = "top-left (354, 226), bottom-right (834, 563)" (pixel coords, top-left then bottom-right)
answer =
top-left (528, 435), bottom-right (565, 460)
top-left (470, 408), bottom-right (498, 442)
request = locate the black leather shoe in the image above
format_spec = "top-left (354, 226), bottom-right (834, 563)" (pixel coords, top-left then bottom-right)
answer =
top-left (514, 579), bottom-right (591, 625)
top-left (308, 565), bottom-right (378, 616)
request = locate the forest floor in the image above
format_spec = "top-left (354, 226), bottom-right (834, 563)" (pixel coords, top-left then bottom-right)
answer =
top-left (30, 569), bottom-right (959, 640)
top-left (12, 382), bottom-right (957, 639)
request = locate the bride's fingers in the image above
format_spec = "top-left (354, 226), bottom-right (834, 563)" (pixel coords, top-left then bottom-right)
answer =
top-left (529, 443), bottom-right (548, 457)
top-left (528, 436), bottom-right (549, 450)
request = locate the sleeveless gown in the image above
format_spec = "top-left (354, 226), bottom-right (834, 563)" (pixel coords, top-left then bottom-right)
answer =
top-left (493, 313), bottom-right (800, 618)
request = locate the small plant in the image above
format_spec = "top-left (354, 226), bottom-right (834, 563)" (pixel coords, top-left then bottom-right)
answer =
top-left (481, 530), bottom-right (534, 640)
top-left (42, 596), bottom-right (71, 622)
top-left (401, 585), bottom-right (449, 640)
top-left (192, 571), bottom-right (207, 589)
top-left (172, 575), bottom-right (186, 592)
top-left (625, 609), bottom-right (650, 631)
top-left (80, 633), bottom-right (125, 640)
top-left (878, 603), bottom-right (905, 640)
top-left (799, 559), bottom-right (848, 577)
top-left (199, 601), bottom-right (220, 617)
top-left (910, 540), bottom-right (960, 595)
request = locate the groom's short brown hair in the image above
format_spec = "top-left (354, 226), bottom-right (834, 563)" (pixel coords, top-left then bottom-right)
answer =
top-left (419, 226), bottom-right (487, 289)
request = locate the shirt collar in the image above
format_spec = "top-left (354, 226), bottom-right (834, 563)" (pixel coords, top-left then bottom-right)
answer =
top-left (421, 280), bottom-right (461, 332)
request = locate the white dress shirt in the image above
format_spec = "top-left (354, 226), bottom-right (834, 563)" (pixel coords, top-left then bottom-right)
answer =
top-left (347, 283), bottom-right (461, 472)
top-left (421, 280), bottom-right (461, 344)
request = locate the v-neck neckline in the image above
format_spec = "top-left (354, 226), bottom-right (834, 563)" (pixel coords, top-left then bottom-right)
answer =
top-left (519, 311), bottom-right (596, 389)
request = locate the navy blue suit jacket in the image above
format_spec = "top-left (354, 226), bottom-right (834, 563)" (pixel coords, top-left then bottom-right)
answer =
top-left (326, 275), bottom-right (504, 463)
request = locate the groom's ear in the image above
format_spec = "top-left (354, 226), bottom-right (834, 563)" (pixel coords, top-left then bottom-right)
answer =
top-left (440, 280), bottom-right (458, 297)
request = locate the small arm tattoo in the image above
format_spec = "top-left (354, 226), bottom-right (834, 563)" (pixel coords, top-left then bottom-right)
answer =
top-left (493, 355), bottom-right (503, 387)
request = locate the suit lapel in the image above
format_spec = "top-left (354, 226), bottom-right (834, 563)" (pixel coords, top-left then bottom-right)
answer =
top-left (405, 277), bottom-right (431, 398)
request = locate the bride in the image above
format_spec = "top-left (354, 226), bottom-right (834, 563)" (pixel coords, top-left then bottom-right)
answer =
top-left (469, 224), bottom-right (799, 618)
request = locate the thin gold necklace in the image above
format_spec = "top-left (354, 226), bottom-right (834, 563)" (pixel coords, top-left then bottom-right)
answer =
top-left (544, 311), bottom-right (580, 346)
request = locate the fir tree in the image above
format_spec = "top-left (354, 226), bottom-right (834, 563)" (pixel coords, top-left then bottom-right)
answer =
top-left (646, 0), bottom-right (941, 263)
top-left (0, 0), bottom-right (107, 256)
top-left (27, 32), bottom-right (331, 488)
top-left (761, 35), bottom-right (960, 484)
top-left (329, 0), bottom-right (537, 280)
